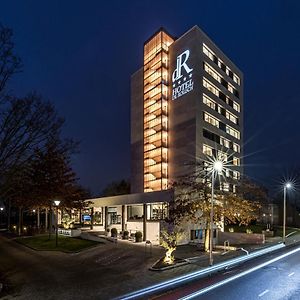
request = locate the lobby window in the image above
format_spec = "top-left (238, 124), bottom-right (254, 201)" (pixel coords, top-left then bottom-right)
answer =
top-left (94, 208), bottom-right (103, 225)
top-left (127, 205), bottom-right (143, 220)
top-left (147, 203), bottom-right (167, 220)
top-left (191, 229), bottom-right (203, 240)
top-left (203, 144), bottom-right (213, 156)
top-left (204, 112), bottom-right (219, 128)
top-left (203, 94), bottom-right (216, 110)
top-left (226, 125), bottom-right (240, 139)
top-left (203, 78), bottom-right (219, 97)
top-left (108, 207), bottom-right (121, 225)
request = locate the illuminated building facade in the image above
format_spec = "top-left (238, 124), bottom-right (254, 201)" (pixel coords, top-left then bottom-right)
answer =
top-left (87, 25), bottom-right (243, 244)
top-left (131, 26), bottom-right (243, 194)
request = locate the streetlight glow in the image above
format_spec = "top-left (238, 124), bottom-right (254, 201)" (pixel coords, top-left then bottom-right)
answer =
top-left (54, 200), bottom-right (61, 207)
top-left (213, 160), bottom-right (223, 172)
top-left (285, 182), bottom-right (292, 189)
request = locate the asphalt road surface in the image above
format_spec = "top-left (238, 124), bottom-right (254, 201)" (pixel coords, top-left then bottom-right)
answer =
top-left (154, 245), bottom-right (300, 300)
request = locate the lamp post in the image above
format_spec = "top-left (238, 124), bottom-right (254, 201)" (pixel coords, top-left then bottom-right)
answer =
top-left (209, 160), bottom-right (223, 266)
top-left (53, 200), bottom-right (61, 247)
top-left (283, 182), bottom-right (291, 244)
top-left (0, 207), bottom-right (4, 227)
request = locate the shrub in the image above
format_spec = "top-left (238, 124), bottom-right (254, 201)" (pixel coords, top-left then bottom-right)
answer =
top-left (122, 230), bottom-right (129, 240)
top-left (135, 231), bottom-right (142, 242)
top-left (111, 228), bottom-right (118, 237)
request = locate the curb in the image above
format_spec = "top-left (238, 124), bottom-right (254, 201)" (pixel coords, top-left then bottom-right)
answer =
top-left (119, 242), bottom-right (284, 300)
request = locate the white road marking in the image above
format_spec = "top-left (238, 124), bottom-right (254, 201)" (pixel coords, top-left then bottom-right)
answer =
top-left (258, 289), bottom-right (269, 297)
top-left (288, 272), bottom-right (295, 277)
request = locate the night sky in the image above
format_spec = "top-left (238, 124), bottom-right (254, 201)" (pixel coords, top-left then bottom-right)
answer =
top-left (1, 1), bottom-right (300, 196)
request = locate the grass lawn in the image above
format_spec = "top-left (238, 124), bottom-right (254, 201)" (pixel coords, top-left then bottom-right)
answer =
top-left (15, 234), bottom-right (101, 252)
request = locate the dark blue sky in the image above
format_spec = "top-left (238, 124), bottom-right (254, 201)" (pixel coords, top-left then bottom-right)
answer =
top-left (1, 0), bottom-right (300, 195)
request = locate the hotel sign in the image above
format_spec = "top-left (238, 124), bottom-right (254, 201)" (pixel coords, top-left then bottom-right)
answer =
top-left (172, 50), bottom-right (194, 100)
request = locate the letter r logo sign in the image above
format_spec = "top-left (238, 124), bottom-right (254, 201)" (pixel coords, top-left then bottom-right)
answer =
top-left (172, 50), bottom-right (193, 82)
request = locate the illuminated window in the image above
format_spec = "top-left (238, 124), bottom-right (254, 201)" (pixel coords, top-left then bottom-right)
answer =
top-left (218, 150), bottom-right (228, 162)
top-left (226, 125), bottom-right (240, 139)
top-left (203, 43), bottom-right (214, 60)
top-left (232, 157), bottom-right (240, 166)
top-left (203, 144), bottom-right (213, 156)
top-left (222, 183), bottom-right (230, 192)
top-left (204, 63), bottom-right (222, 83)
top-left (203, 94), bottom-right (216, 110)
top-left (226, 111), bottom-right (238, 124)
top-left (232, 101), bottom-right (240, 112)
top-left (143, 31), bottom-right (174, 192)
top-left (203, 78), bottom-right (219, 97)
top-left (233, 171), bottom-right (240, 179)
top-left (233, 143), bottom-right (240, 153)
top-left (220, 137), bottom-right (230, 149)
top-left (204, 112), bottom-right (219, 128)
top-left (203, 43), bottom-right (241, 86)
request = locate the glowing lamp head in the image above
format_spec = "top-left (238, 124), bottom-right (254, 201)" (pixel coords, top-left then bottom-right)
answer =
top-left (0, 207), bottom-right (3, 211)
top-left (285, 182), bottom-right (292, 189)
top-left (54, 200), bottom-right (61, 207)
top-left (213, 160), bottom-right (223, 172)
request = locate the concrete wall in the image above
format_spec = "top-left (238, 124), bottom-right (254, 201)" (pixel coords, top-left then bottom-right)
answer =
top-left (130, 68), bottom-right (144, 193)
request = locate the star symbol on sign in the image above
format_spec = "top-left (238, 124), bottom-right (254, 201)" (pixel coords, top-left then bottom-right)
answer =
top-left (189, 73), bottom-right (193, 78)
top-left (178, 81), bottom-right (181, 84)
top-left (183, 77), bottom-right (186, 81)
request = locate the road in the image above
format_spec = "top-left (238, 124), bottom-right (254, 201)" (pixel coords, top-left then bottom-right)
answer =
top-left (153, 244), bottom-right (300, 300)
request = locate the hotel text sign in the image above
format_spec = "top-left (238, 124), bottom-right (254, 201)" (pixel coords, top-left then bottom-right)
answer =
top-left (172, 50), bottom-right (194, 100)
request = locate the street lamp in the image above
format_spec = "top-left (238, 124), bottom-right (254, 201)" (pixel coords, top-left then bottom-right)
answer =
top-left (283, 182), bottom-right (292, 244)
top-left (53, 200), bottom-right (61, 247)
top-left (209, 160), bottom-right (223, 266)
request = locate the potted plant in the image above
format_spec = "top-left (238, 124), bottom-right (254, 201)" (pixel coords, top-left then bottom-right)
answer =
top-left (135, 231), bottom-right (143, 243)
top-left (122, 230), bottom-right (129, 240)
top-left (111, 228), bottom-right (118, 238)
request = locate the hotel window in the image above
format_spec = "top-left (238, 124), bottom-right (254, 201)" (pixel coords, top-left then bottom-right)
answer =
top-left (203, 43), bottom-right (214, 60)
top-left (203, 43), bottom-right (241, 86)
top-left (204, 112), bottom-right (219, 128)
top-left (222, 183), bottom-right (230, 192)
top-left (127, 205), bottom-right (143, 220)
top-left (232, 157), bottom-right (240, 166)
top-left (147, 203), bottom-right (167, 220)
top-left (203, 94), bottom-right (216, 110)
top-left (232, 101), bottom-right (240, 113)
top-left (233, 74), bottom-right (240, 85)
top-left (226, 111), bottom-right (238, 124)
top-left (226, 125), bottom-right (240, 139)
top-left (203, 78), bottom-right (219, 97)
top-left (233, 170), bottom-right (240, 180)
top-left (203, 144), bottom-right (213, 156)
top-left (218, 150), bottom-right (228, 162)
top-left (233, 143), bottom-right (240, 153)
top-left (220, 136), bottom-right (230, 149)
top-left (225, 169), bottom-right (230, 177)
top-left (204, 63), bottom-right (222, 83)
